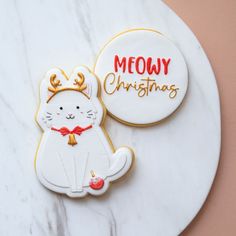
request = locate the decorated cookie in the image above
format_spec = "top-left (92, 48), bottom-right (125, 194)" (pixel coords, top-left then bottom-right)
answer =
top-left (35, 66), bottom-right (134, 197)
top-left (94, 29), bottom-right (188, 126)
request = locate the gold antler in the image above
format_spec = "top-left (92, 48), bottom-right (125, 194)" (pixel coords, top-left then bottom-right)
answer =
top-left (47, 71), bottom-right (88, 102)
top-left (74, 72), bottom-right (87, 91)
top-left (48, 74), bottom-right (61, 92)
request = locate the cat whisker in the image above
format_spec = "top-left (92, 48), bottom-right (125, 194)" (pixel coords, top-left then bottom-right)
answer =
top-left (47, 112), bottom-right (52, 115)
top-left (86, 116), bottom-right (91, 119)
top-left (48, 118), bottom-right (53, 121)
top-left (87, 110), bottom-right (92, 113)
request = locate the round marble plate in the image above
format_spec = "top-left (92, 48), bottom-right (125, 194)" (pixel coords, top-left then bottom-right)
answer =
top-left (0, 0), bottom-right (220, 236)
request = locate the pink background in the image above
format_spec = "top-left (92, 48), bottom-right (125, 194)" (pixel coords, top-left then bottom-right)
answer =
top-left (165, 0), bottom-right (236, 235)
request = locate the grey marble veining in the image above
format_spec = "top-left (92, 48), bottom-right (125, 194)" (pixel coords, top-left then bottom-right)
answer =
top-left (0, 0), bottom-right (220, 235)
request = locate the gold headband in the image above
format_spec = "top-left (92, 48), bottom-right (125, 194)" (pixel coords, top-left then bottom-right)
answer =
top-left (47, 72), bottom-right (89, 102)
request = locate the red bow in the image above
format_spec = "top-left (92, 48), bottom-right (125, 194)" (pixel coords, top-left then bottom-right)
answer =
top-left (51, 125), bottom-right (92, 146)
top-left (51, 125), bottom-right (92, 136)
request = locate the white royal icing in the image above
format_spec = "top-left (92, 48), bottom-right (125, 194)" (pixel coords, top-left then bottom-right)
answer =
top-left (94, 29), bottom-right (188, 126)
top-left (35, 66), bottom-right (133, 197)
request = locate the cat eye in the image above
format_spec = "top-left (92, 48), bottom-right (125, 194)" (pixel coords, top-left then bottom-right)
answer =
top-left (76, 106), bottom-right (80, 109)
top-left (59, 107), bottom-right (63, 110)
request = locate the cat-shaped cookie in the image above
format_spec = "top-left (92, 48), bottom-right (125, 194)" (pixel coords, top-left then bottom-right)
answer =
top-left (35, 66), bottom-right (134, 197)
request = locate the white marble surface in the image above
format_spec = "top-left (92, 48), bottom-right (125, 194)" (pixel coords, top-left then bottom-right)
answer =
top-left (0, 0), bottom-right (220, 235)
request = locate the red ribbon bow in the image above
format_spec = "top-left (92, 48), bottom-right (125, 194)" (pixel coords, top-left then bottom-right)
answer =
top-left (51, 125), bottom-right (92, 146)
top-left (51, 125), bottom-right (92, 136)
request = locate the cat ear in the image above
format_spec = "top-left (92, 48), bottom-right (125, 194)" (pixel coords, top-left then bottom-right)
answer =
top-left (39, 68), bottom-right (68, 104)
top-left (69, 66), bottom-right (99, 98)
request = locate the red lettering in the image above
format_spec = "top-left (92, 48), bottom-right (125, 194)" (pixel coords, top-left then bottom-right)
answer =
top-left (135, 56), bottom-right (146, 75)
top-left (114, 55), bottom-right (126, 73)
top-left (113, 55), bottom-right (172, 75)
top-left (162, 58), bottom-right (171, 75)
top-left (147, 57), bottom-right (161, 75)
top-left (128, 57), bottom-right (135, 74)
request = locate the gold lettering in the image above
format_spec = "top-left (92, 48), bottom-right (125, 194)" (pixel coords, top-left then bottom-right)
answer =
top-left (103, 72), bottom-right (117, 95)
top-left (103, 72), bottom-right (179, 99)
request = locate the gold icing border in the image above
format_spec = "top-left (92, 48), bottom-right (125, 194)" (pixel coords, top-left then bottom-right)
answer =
top-left (93, 28), bottom-right (189, 127)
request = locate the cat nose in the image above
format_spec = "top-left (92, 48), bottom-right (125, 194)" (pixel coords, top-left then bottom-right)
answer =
top-left (68, 113), bottom-right (73, 117)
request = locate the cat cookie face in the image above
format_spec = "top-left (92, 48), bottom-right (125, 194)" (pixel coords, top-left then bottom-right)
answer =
top-left (40, 92), bottom-right (98, 129)
top-left (35, 66), bottom-right (134, 198)
top-left (37, 66), bottom-right (104, 130)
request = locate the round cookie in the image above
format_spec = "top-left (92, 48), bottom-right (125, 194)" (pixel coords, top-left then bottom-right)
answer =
top-left (94, 29), bottom-right (188, 126)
